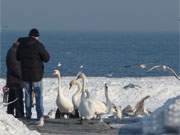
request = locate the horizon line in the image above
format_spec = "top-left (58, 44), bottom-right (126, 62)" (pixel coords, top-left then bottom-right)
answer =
top-left (1, 29), bottom-right (179, 33)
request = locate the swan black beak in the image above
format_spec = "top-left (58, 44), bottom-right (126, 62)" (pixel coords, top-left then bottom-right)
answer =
top-left (69, 84), bottom-right (72, 90)
top-left (104, 83), bottom-right (108, 89)
top-left (76, 75), bottom-right (80, 80)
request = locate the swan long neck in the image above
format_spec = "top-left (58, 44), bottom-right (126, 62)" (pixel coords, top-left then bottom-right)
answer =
top-left (78, 74), bottom-right (87, 99)
top-left (81, 76), bottom-right (86, 92)
top-left (73, 81), bottom-right (82, 97)
top-left (81, 77), bottom-right (87, 99)
top-left (57, 71), bottom-right (62, 96)
top-left (105, 86), bottom-right (110, 104)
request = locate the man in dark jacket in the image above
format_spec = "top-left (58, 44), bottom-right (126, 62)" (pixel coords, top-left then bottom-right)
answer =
top-left (6, 42), bottom-right (24, 118)
top-left (16, 28), bottom-right (50, 126)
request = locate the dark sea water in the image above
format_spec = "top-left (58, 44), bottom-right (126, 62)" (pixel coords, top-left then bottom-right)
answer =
top-left (0, 31), bottom-right (179, 77)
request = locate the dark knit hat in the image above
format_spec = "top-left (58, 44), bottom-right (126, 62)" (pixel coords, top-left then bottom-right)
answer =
top-left (29, 28), bottom-right (40, 37)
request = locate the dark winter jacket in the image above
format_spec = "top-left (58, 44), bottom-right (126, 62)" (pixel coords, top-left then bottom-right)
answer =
top-left (16, 37), bottom-right (50, 82)
top-left (6, 43), bottom-right (23, 88)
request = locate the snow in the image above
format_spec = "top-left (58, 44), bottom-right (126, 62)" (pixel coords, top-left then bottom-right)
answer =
top-left (0, 110), bottom-right (40, 135)
top-left (143, 96), bottom-right (180, 134)
top-left (0, 79), bottom-right (40, 135)
top-left (42, 76), bottom-right (180, 115)
top-left (0, 76), bottom-right (180, 134)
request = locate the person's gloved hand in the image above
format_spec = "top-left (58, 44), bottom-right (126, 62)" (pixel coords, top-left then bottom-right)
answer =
top-left (2, 86), bottom-right (9, 103)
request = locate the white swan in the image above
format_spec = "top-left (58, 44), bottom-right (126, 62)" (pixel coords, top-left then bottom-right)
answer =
top-left (53, 69), bottom-right (74, 114)
top-left (69, 80), bottom-right (82, 110)
top-left (70, 79), bottom-right (96, 119)
top-left (104, 83), bottom-right (122, 119)
top-left (79, 88), bottom-right (96, 119)
top-left (104, 83), bottom-right (113, 113)
top-left (76, 73), bottom-right (107, 115)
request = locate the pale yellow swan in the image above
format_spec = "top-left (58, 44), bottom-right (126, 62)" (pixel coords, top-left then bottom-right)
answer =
top-left (69, 79), bottom-right (82, 117)
top-left (53, 69), bottom-right (74, 114)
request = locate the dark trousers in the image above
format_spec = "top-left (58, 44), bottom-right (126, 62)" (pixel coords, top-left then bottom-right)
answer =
top-left (7, 87), bottom-right (24, 118)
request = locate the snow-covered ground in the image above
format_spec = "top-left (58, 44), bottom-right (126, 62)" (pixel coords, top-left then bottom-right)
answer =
top-left (0, 76), bottom-right (180, 134)
top-left (42, 76), bottom-right (180, 115)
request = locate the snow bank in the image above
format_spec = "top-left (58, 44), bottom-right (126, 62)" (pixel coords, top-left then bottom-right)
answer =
top-left (143, 96), bottom-right (180, 134)
top-left (0, 110), bottom-right (40, 135)
top-left (0, 79), bottom-right (40, 135)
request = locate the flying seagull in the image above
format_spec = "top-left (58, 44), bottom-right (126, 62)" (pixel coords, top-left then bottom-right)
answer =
top-left (122, 61), bottom-right (159, 69)
top-left (147, 65), bottom-right (180, 80)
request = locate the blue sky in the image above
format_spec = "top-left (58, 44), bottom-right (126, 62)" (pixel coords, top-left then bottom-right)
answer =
top-left (1, 0), bottom-right (179, 32)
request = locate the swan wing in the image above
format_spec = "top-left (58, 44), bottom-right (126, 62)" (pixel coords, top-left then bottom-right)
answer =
top-left (72, 87), bottom-right (82, 109)
top-left (56, 96), bottom-right (74, 113)
top-left (79, 100), bottom-right (93, 119)
top-left (56, 87), bottom-right (74, 113)
top-left (72, 94), bottom-right (81, 109)
top-left (78, 94), bottom-right (96, 119)
top-left (90, 99), bottom-right (107, 114)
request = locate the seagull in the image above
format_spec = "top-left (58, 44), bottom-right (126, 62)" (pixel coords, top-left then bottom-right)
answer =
top-left (80, 65), bottom-right (84, 69)
top-left (139, 64), bottom-right (147, 69)
top-left (105, 73), bottom-right (113, 77)
top-left (122, 61), bottom-right (159, 69)
top-left (147, 65), bottom-right (180, 80)
top-left (57, 62), bottom-right (62, 67)
top-left (123, 83), bottom-right (141, 90)
top-left (76, 65), bottom-right (84, 78)
top-left (79, 65), bottom-right (84, 73)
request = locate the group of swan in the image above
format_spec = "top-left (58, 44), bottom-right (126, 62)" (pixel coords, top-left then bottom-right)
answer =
top-left (53, 69), bottom-right (122, 120)
top-left (52, 64), bottom-right (179, 120)
top-left (53, 68), bottom-right (152, 120)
